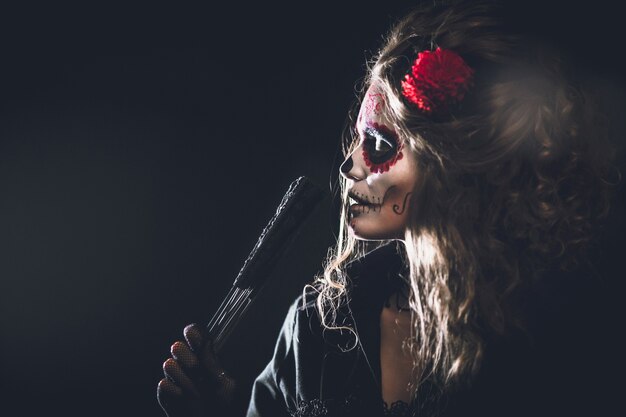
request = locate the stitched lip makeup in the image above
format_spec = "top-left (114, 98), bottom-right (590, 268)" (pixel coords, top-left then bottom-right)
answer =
top-left (348, 191), bottom-right (382, 217)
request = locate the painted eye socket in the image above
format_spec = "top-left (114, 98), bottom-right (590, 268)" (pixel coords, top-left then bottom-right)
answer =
top-left (363, 133), bottom-right (396, 161)
top-left (361, 124), bottom-right (404, 174)
top-left (362, 127), bottom-right (398, 164)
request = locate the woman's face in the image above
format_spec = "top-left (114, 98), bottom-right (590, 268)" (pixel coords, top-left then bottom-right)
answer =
top-left (340, 83), bottom-right (420, 240)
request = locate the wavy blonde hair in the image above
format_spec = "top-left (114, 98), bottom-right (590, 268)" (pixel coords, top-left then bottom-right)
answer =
top-left (312, 0), bottom-right (617, 397)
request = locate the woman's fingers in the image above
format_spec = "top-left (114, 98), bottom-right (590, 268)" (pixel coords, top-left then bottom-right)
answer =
top-left (162, 358), bottom-right (200, 396)
top-left (183, 323), bottom-right (204, 353)
top-left (199, 341), bottom-right (236, 401)
top-left (180, 324), bottom-right (221, 384)
top-left (157, 377), bottom-right (182, 398)
top-left (157, 378), bottom-right (185, 417)
top-left (182, 324), bottom-right (228, 382)
top-left (174, 323), bottom-right (237, 402)
top-left (171, 340), bottom-right (199, 369)
top-left (158, 325), bottom-right (237, 417)
top-left (198, 338), bottom-right (222, 375)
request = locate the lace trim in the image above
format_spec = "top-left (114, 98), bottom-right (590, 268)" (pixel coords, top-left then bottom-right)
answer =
top-left (383, 399), bottom-right (417, 417)
top-left (288, 396), bottom-right (417, 417)
top-left (289, 398), bottom-right (329, 417)
top-left (289, 395), bottom-right (358, 417)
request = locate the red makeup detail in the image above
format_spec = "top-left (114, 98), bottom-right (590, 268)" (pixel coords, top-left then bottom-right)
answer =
top-left (363, 150), bottom-right (404, 174)
top-left (365, 91), bottom-right (385, 116)
top-left (359, 90), bottom-right (386, 124)
top-left (361, 122), bottom-right (404, 174)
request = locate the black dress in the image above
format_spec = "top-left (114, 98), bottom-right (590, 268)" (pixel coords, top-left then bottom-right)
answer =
top-left (245, 243), bottom-right (610, 417)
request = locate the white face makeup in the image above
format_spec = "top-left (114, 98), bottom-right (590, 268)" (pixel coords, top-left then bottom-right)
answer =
top-left (340, 83), bottom-right (420, 240)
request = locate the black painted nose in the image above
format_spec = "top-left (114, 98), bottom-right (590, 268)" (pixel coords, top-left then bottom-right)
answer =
top-left (340, 156), bottom-right (353, 174)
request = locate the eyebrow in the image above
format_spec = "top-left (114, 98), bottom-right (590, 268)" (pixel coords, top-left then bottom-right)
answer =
top-left (363, 123), bottom-right (399, 144)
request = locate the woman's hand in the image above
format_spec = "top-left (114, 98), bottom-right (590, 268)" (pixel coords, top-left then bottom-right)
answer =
top-left (157, 324), bottom-right (236, 417)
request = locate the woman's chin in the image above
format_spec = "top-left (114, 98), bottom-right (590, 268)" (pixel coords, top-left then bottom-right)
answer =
top-left (348, 217), bottom-right (403, 241)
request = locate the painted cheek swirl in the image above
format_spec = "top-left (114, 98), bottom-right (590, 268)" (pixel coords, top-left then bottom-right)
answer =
top-left (361, 122), bottom-right (404, 174)
top-left (392, 192), bottom-right (412, 215)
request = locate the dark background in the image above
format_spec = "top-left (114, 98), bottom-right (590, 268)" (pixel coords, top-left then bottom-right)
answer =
top-left (1, 1), bottom-right (625, 416)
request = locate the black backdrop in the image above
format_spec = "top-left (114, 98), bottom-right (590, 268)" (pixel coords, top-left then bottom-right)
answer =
top-left (1, 1), bottom-right (625, 416)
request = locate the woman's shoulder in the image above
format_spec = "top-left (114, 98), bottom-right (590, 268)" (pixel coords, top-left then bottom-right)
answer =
top-left (277, 287), bottom-right (323, 340)
top-left (279, 284), bottom-right (360, 352)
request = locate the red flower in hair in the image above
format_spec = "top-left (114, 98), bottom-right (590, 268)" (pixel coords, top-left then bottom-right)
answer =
top-left (401, 47), bottom-right (474, 115)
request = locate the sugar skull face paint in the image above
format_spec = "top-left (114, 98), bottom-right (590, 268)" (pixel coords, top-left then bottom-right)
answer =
top-left (361, 122), bottom-right (404, 174)
top-left (340, 83), bottom-right (420, 240)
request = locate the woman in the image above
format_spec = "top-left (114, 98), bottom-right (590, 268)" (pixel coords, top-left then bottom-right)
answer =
top-left (158, 1), bottom-right (616, 416)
